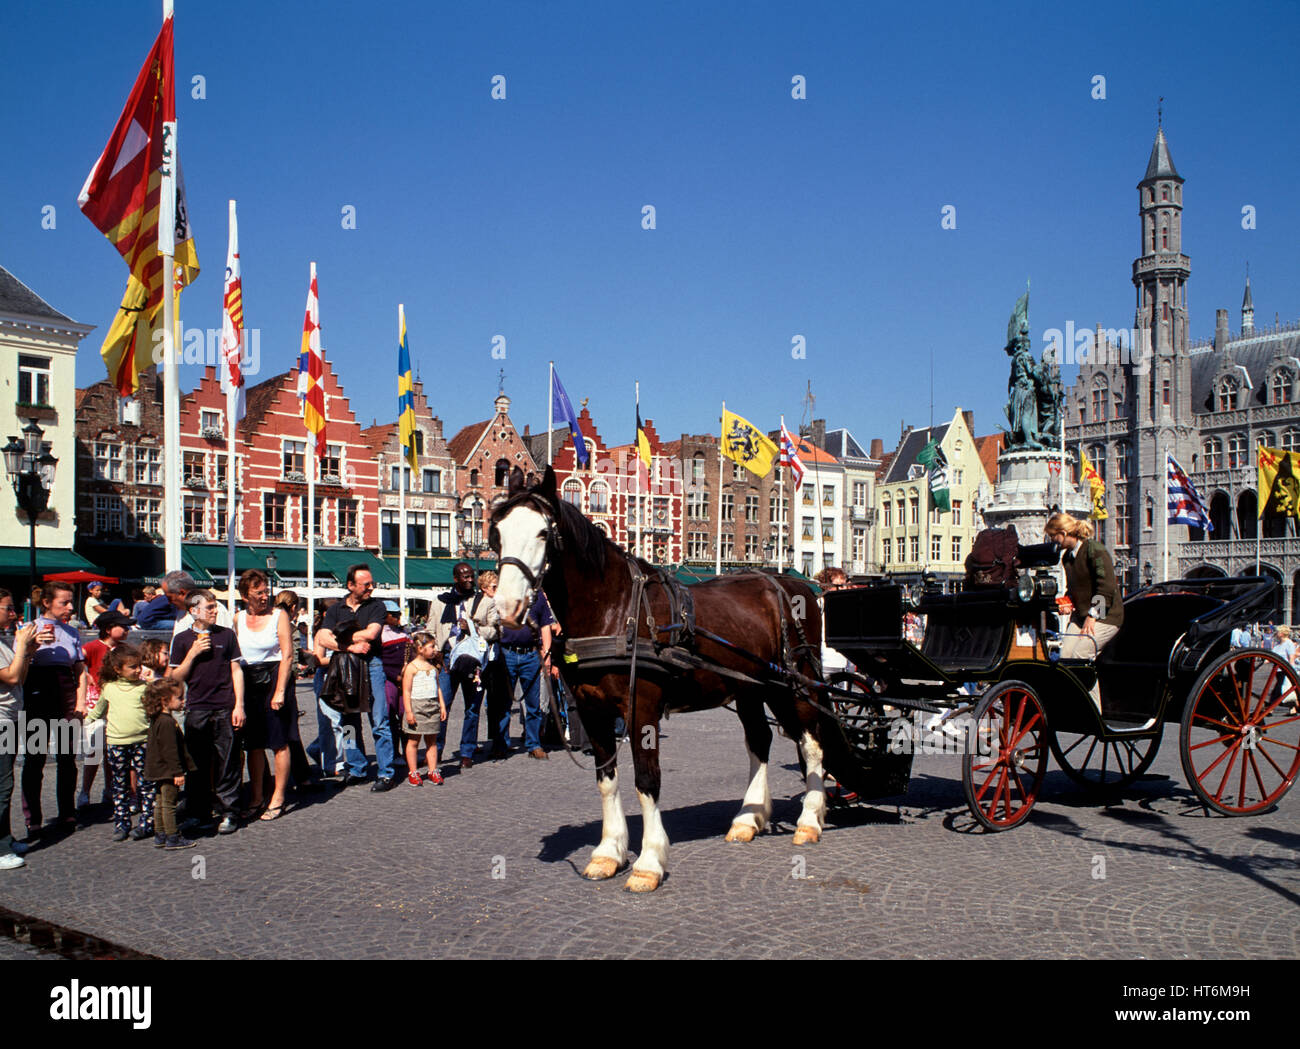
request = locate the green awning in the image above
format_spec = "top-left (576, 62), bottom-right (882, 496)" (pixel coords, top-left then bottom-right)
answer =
top-left (311, 549), bottom-right (396, 587)
top-left (78, 541), bottom-right (209, 585)
top-left (0, 546), bottom-right (98, 576)
top-left (389, 557), bottom-right (492, 588)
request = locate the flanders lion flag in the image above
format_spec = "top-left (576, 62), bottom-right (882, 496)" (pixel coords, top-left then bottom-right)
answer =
top-left (1259, 446), bottom-right (1300, 520)
top-left (1080, 450), bottom-right (1107, 520)
top-left (720, 406), bottom-right (778, 478)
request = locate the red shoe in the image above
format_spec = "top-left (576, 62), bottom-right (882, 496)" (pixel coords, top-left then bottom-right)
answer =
top-left (428, 770), bottom-right (444, 785)
top-left (407, 772), bottom-right (422, 787)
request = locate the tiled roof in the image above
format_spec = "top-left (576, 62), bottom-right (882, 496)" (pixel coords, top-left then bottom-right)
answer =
top-left (0, 264), bottom-right (73, 322)
top-left (976, 432), bottom-right (1005, 484)
top-left (447, 420), bottom-right (491, 464)
top-left (790, 435), bottom-right (841, 467)
top-left (881, 423), bottom-right (950, 484)
top-left (1190, 327), bottom-right (1300, 414)
top-left (523, 425), bottom-right (572, 468)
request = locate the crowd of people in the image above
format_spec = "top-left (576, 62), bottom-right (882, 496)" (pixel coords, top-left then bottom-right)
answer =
top-left (0, 561), bottom-right (565, 870)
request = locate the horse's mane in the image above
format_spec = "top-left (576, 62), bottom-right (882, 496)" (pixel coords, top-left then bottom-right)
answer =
top-left (555, 497), bottom-right (608, 575)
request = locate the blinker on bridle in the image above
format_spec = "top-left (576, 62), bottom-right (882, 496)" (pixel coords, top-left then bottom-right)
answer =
top-left (491, 494), bottom-right (562, 591)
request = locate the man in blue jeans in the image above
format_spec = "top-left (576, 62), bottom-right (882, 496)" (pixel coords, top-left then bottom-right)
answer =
top-left (315, 566), bottom-right (398, 792)
top-left (498, 590), bottom-right (554, 759)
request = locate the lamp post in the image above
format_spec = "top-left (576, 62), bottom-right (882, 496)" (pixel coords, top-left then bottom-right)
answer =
top-left (265, 551), bottom-right (278, 605)
top-left (763, 538), bottom-right (774, 568)
top-left (1143, 559), bottom-right (1154, 589)
top-left (3, 419), bottom-right (57, 611)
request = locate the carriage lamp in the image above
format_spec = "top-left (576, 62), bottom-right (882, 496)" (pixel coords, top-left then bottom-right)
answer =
top-left (1016, 572), bottom-right (1035, 603)
top-left (1143, 560), bottom-right (1154, 587)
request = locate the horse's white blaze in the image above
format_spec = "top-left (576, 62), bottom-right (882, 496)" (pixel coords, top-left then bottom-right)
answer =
top-left (591, 770), bottom-right (629, 868)
top-left (796, 732), bottom-right (826, 832)
top-left (633, 789), bottom-right (670, 880)
top-left (493, 503), bottom-right (549, 625)
top-left (732, 747), bottom-right (771, 833)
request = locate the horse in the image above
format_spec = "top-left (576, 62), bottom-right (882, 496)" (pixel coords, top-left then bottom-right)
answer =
top-left (490, 466), bottom-right (833, 893)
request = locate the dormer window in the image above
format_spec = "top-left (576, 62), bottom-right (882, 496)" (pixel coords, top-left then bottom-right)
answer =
top-left (1217, 377), bottom-right (1239, 412)
top-left (1272, 371), bottom-right (1293, 405)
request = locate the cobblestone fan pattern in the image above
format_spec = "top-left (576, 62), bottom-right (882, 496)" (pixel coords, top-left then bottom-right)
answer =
top-left (1, 682), bottom-right (1297, 959)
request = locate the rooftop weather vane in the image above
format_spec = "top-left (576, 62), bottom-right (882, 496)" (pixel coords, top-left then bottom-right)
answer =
top-left (497, 367), bottom-right (506, 394)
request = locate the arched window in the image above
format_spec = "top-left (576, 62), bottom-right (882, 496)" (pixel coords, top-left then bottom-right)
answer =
top-left (1087, 444), bottom-right (1106, 480)
top-left (494, 458), bottom-right (510, 486)
top-left (469, 468), bottom-right (479, 487)
top-left (589, 481), bottom-right (608, 513)
top-left (1217, 377), bottom-right (1238, 412)
top-left (1284, 430), bottom-right (1300, 453)
top-left (691, 454), bottom-right (706, 485)
top-left (1227, 433), bottom-right (1248, 469)
top-left (1203, 437), bottom-right (1222, 470)
top-left (1257, 430), bottom-right (1276, 449)
top-left (882, 500), bottom-right (892, 528)
top-left (1091, 378), bottom-right (1108, 421)
top-left (1272, 371), bottom-right (1293, 405)
top-left (561, 480), bottom-right (582, 507)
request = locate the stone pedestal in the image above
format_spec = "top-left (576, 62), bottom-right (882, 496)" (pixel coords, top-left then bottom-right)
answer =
top-left (980, 450), bottom-right (1091, 544)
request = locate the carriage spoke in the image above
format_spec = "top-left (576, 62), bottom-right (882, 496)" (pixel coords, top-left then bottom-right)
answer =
top-left (1192, 713), bottom-right (1240, 734)
top-left (1059, 733), bottom-right (1090, 759)
top-left (1005, 711), bottom-right (1042, 753)
top-left (1248, 750), bottom-right (1270, 803)
top-left (1205, 683), bottom-right (1243, 728)
top-left (1211, 745), bottom-right (1241, 804)
top-left (1255, 741), bottom-right (1292, 778)
top-left (1250, 665), bottom-right (1279, 723)
top-left (1238, 749), bottom-right (1249, 808)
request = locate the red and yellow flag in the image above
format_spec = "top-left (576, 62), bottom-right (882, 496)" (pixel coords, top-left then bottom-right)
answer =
top-left (299, 263), bottom-right (327, 456)
top-left (79, 14), bottom-right (198, 395)
top-left (1080, 450), bottom-right (1107, 520)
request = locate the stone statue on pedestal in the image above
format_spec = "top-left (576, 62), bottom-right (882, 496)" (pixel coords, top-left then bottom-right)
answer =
top-left (1002, 289), bottom-right (1063, 451)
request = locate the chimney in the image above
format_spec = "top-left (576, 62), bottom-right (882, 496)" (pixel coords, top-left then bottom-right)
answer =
top-left (1215, 309), bottom-right (1229, 353)
top-left (870, 437), bottom-right (883, 459)
top-left (523, 424), bottom-right (530, 437)
top-left (810, 419), bottom-right (827, 450)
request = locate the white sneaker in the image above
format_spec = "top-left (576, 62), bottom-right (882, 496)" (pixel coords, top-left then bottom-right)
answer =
top-left (76, 790), bottom-right (91, 810)
top-left (0, 852), bottom-right (25, 870)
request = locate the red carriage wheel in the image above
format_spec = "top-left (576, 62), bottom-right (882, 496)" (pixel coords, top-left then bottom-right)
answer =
top-left (1049, 723), bottom-right (1163, 792)
top-left (962, 680), bottom-right (1048, 831)
top-left (1180, 648), bottom-right (1300, 816)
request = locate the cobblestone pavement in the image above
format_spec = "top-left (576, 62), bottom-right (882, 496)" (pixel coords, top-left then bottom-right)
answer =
top-left (1, 680), bottom-right (1297, 959)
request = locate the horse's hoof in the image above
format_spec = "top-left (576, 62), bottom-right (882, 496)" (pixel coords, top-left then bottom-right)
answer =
top-left (792, 825), bottom-right (821, 846)
top-left (625, 870), bottom-right (661, 893)
top-left (583, 857), bottom-right (621, 881)
top-left (725, 823), bottom-right (757, 843)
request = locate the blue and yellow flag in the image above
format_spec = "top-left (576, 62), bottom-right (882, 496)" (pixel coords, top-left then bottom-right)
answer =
top-left (398, 306), bottom-right (417, 470)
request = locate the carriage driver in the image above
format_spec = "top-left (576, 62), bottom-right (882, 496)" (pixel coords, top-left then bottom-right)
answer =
top-left (1045, 512), bottom-right (1124, 711)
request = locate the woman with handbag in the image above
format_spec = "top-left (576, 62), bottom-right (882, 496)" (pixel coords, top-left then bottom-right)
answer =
top-left (234, 569), bottom-right (296, 820)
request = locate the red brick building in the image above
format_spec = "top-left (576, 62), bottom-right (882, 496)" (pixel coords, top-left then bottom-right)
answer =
top-left (445, 390), bottom-right (538, 557)
top-left (360, 377), bottom-right (460, 562)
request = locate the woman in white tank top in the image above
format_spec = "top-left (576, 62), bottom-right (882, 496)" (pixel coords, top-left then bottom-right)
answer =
top-left (235, 569), bottom-right (295, 820)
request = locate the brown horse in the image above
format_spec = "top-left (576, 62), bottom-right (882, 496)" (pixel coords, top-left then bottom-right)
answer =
top-left (491, 467), bottom-right (830, 892)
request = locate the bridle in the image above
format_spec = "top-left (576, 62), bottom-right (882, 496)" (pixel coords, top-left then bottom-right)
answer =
top-left (489, 493), bottom-right (563, 594)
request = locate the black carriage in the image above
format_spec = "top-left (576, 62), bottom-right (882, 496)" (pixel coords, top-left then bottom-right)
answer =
top-left (819, 566), bottom-right (1300, 831)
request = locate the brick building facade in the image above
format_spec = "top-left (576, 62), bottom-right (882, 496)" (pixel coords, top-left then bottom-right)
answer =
top-left (445, 391), bottom-right (538, 557)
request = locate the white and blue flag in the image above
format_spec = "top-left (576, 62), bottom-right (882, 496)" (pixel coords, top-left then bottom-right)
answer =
top-left (1168, 452), bottom-right (1212, 531)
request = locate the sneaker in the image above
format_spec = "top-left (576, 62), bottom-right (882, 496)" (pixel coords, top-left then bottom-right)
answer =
top-left (163, 835), bottom-right (198, 850)
top-left (0, 852), bottom-right (24, 870)
top-left (407, 772), bottom-right (423, 787)
top-left (428, 770), bottom-right (444, 785)
top-left (217, 816), bottom-right (238, 835)
top-left (111, 827), bottom-right (130, 843)
top-left (75, 790), bottom-right (91, 810)
top-left (130, 826), bottom-right (152, 841)
top-left (153, 834), bottom-right (168, 848)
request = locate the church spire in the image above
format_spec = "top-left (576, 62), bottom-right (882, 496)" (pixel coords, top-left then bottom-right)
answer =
top-left (1141, 125), bottom-right (1181, 184)
top-left (1242, 265), bottom-right (1255, 333)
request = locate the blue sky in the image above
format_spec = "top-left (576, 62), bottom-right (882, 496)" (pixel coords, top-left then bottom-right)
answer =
top-left (3, 0), bottom-right (1298, 452)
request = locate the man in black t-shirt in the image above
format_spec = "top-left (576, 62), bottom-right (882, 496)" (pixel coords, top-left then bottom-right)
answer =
top-left (169, 589), bottom-right (244, 833)
top-left (315, 566), bottom-right (398, 791)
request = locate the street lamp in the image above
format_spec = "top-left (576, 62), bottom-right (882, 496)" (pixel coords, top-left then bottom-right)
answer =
top-left (1143, 560), bottom-right (1154, 588)
top-left (265, 551), bottom-right (278, 604)
top-left (3, 419), bottom-right (57, 609)
top-left (763, 538), bottom-right (774, 567)
top-left (456, 498), bottom-right (486, 567)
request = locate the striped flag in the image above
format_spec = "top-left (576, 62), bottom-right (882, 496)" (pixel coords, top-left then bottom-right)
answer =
top-left (398, 306), bottom-right (417, 471)
top-left (220, 200), bottom-right (246, 420)
top-left (779, 423), bottom-right (805, 489)
top-left (1168, 452), bottom-right (1212, 531)
top-left (299, 263), bottom-right (326, 456)
top-left (78, 14), bottom-right (199, 395)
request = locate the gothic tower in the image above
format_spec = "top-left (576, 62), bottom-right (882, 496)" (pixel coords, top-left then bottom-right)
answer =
top-left (1133, 123), bottom-right (1191, 424)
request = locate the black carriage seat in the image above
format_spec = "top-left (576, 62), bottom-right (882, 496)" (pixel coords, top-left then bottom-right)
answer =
top-left (919, 598), bottom-right (1012, 676)
top-left (1094, 592), bottom-right (1225, 722)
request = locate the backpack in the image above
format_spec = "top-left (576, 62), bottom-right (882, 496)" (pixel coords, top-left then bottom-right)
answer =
top-left (965, 526), bottom-right (1021, 587)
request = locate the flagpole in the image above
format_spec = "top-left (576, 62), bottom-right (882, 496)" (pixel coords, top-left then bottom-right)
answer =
top-left (225, 203), bottom-right (238, 617)
top-left (777, 414), bottom-right (786, 572)
top-left (306, 261), bottom-right (317, 622)
top-left (716, 402), bottom-right (725, 575)
top-left (635, 381), bottom-right (641, 560)
top-left (1162, 446), bottom-right (1169, 582)
top-left (398, 304), bottom-right (407, 618)
top-left (159, 0), bottom-right (180, 572)
top-left (1256, 446), bottom-right (1262, 575)
top-left (547, 361), bottom-right (554, 469)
